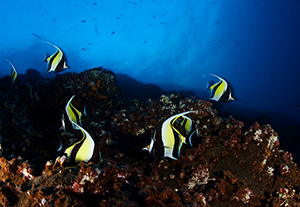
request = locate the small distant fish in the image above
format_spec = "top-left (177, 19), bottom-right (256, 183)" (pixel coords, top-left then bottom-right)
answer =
top-left (32, 33), bottom-right (69, 73)
top-left (61, 95), bottom-right (82, 131)
top-left (94, 26), bottom-right (98, 35)
top-left (5, 59), bottom-right (18, 89)
top-left (26, 83), bottom-right (39, 106)
top-left (64, 121), bottom-right (100, 164)
top-left (205, 74), bottom-right (235, 102)
top-left (143, 111), bottom-right (197, 160)
top-left (111, 31), bottom-right (116, 35)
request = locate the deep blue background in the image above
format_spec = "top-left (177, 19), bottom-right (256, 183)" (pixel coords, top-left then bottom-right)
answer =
top-left (0, 0), bottom-right (300, 129)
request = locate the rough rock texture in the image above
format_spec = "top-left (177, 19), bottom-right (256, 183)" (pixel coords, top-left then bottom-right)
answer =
top-left (0, 68), bottom-right (299, 206)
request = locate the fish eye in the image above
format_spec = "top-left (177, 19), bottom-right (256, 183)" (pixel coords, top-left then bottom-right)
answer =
top-left (177, 116), bottom-right (184, 122)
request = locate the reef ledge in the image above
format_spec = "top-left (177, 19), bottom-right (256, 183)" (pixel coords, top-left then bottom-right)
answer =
top-left (0, 68), bottom-right (299, 206)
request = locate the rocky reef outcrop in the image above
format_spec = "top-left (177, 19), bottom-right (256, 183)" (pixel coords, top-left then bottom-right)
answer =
top-left (0, 68), bottom-right (299, 206)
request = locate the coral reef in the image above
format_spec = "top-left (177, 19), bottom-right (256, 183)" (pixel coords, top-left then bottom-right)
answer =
top-left (0, 67), bottom-right (299, 206)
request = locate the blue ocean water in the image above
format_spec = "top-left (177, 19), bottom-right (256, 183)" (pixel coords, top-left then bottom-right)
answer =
top-left (0, 0), bottom-right (299, 129)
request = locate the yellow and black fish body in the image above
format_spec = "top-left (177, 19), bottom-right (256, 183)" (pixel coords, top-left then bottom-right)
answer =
top-left (171, 114), bottom-right (198, 148)
top-left (64, 122), bottom-right (100, 165)
top-left (60, 95), bottom-right (83, 132)
top-left (143, 111), bottom-right (196, 160)
top-left (5, 59), bottom-right (18, 90)
top-left (33, 33), bottom-right (69, 73)
top-left (65, 95), bottom-right (82, 130)
top-left (44, 48), bottom-right (68, 73)
top-left (147, 129), bottom-right (182, 159)
top-left (206, 74), bottom-right (235, 103)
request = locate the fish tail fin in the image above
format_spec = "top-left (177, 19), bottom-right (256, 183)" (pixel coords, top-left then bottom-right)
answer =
top-left (142, 145), bottom-right (150, 151)
top-left (63, 62), bottom-right (69, 69)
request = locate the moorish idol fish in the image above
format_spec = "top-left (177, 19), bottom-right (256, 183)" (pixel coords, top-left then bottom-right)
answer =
top-left (62, 95), bottom-right (82, 131)
top-left (26, 83), bottom-right (39, 106)
top-left (32, 33), bottom-right (69, 73)
top-left (5, 59), bottom-right (18, 89)
top-left (205, 74), bottom-right (235, 102)
top-left (64, 121), bottom-right (100, 164)
top-left (143, 111), bottom-right (197, 160)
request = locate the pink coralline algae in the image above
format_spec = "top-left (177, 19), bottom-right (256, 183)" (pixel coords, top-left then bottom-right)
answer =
top-left (186, 164), bottom-right (212, 190)
top-left (0, 68), bottom-right (299, 206)
top-left (233, 187), bottom-right (253, 204)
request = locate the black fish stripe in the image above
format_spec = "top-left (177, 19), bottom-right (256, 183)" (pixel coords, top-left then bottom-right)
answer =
top-left (152, 129), bottom-right (164, 157)
top-left (189, 122), bottom-right (197, 147)
top-left (172, 128), bottom-right (180, 159)
top-left (219, 86), bottom-right (231, 102)
top-left (11, 70), bottom-right (17, 81)
top-left (90, 143), bottom-right (100, 163)
top-left (181, 118), bottom-right (188, 136)
top-left (69, 134), bottom-right (86, 164)
top-left (54, 55), bottom-right (66, 73)
top-left (171, 116), bottom-right (188, 137)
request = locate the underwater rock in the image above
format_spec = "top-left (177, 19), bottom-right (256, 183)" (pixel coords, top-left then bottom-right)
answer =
top-left (0, 67), bottom-right (299, 206)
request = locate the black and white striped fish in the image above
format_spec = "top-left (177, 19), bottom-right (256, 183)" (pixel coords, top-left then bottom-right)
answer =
top-left (205, 74), bottom-right (235, 102)
top-left (64, 122), bottom-right (100, 165)
top-left (143, 111), bottom-right (198, 160)
top-left (33, 33), bottom-right (69, 73)
top-left (62, 95), bottom-right (82, 131)
top-left (5, 59), bottom-right (18, 90)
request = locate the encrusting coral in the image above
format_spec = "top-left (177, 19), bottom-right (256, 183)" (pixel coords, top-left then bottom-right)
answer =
top-left (0, 67), bottom-right (299, 206)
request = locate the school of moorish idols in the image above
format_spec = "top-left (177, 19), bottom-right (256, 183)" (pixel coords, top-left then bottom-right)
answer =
top-left (4, 34), bottom-right (236, 166)
top-left (0, 36), bottom-right (299, 206)
top-left (0, 67), bottom-right (299, 206)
